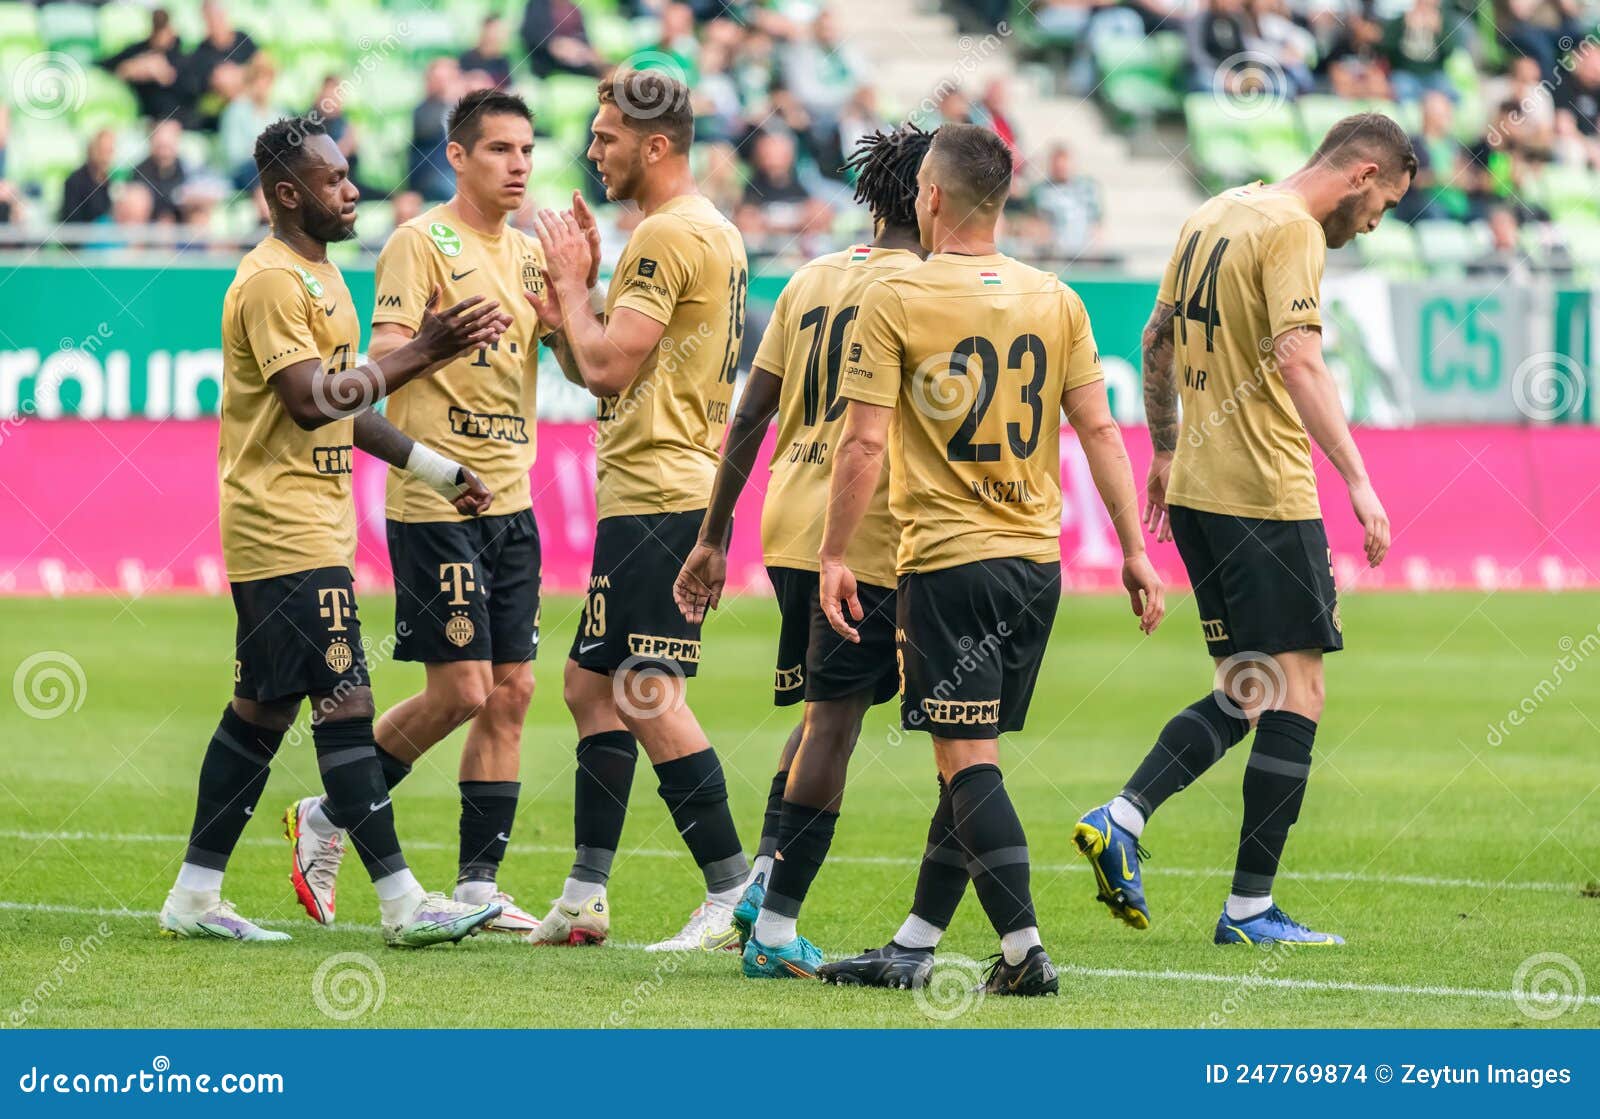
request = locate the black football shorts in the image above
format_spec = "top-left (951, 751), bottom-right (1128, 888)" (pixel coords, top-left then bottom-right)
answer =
top-left (231, 565), bottom-right (369, 704)
top-left (571, 510), bottom-right (705, 677)
top-left (767, 565), bottom-right (898, 708)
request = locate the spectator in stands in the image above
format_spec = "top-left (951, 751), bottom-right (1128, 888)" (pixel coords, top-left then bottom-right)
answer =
top-left (521, 0), bottom-right (605, 79)
top-left (221, 57), bottom-right (284, 190)
top-left (1554, 38), bottom-right (1600, 150)
top-left (392, 190), bottom-right (424, 229)
top-left (1382, 0), bottom-right (1461, 102)
top-left (836, 85), bottom-right (887, 170)
top-left (0, 102), bottom-right (8, 179)
top-left (635, 3), bottom-right (701, 86)
top-left (1030, 143), bottom-right (1102, 257)
top-left (0, 179), bottom-right (25, 227)
top-left (110, 181), bottom-right (155, 248)
top-left (1467, 205), bottom-right (1537, 282)
top-left (185, 0), bottom-right (258, 132)
top-left (1468, 100), bottom-right (1549, 220)
top-left (1497, 0), bottom-right (1587, 83)
top-left (781, 10), bottom-right (867, 135)
top-left (1250, 0), bottom-right (1315, 96)
top-left (1311, 9), bottom-right (1391, 99)
top-left (733, 28), bottom-right (781, 107)
top-left (310, 75), bottom-right (372, 196)
top-left (101, 8), bottom-right (189, 124)
top-left (1401, 91), bottom-right (1472, 222)
top-left (1124, 0), bottom-right (1186, 35)
top-left (934, 87), bottom-right (978, 126)
top-left (1491, 53), bottom-right (1556, 150)
top-left (736, 129), bottom-right (831, 252)
top-left (979, 78), bottom-right (1023, 169)
top-left (410, 58), bottom-right (461, 202)
top-left (133, 120), bottom-right (188, 224)
top-left (1195, 0), bottom-right (1251, 78)
top-left (698, 140), bottom-right (745, 216)
top-left (60, 129), bottom-right (117, 225)
top-left (1550, 105), bottom-right (1593, 167)
top-left (692, 40), bottom-right (744, 144)
top-left (460, 15), bottom-right (513, 89)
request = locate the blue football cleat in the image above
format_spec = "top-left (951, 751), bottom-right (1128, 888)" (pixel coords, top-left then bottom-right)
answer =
top-left (743, 934), bottom-right (823, 979)
top-left (732, 873), bottom-right (765, 949)
top-left (1072, 803), bottom-right (1151, 929)
top-left (1214, 905), bottom-right (1345, 946)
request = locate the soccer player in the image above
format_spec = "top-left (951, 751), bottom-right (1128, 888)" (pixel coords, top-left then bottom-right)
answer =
top-left (1073, 114), bottom-right (1411, 946)
top-left (670, 125), bottom-right (935, 980)
top-left (159, 116), bottom-right (511, 946)
top-left (283, 89), bottom-right (580, 935)
top-left (521, 70), bottom-right (751, 951)
top-left (814, 124), bottom-right (1164, 996)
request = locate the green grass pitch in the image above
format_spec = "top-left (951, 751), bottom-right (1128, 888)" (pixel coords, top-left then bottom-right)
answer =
top-left (2, 589), bottom-right (1597, 1028)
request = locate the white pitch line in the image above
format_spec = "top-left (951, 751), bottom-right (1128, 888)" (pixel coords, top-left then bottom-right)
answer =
top-left (3, 900), bottom-right (1594, 1012)
top-left (0, 830), bottom-right (1582, 895)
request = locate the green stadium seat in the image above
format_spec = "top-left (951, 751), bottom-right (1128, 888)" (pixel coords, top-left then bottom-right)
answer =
top-left (1355, 219), bottom-right (1423, 279)
top-left (398, 11), bottom-right (462, 63)
top-left (75, 68), bottom-right (140, 132)
top-left (97, 2), bottom-right (151, 57)
top-left (1415, 220), bottom-right (1487, 271)
top-left (0, 2), bottom-right (40, 47)
top-left (1296, 95), bottom-right (1350, 147)
top-left (8, 124), bottom-right (84, 188)
top-left (37, 2), bottom-right (99, 64)
top-left (532, 142), bottom-right (586, 201)
top-left (1534, 165), bottom-right (1600, 224)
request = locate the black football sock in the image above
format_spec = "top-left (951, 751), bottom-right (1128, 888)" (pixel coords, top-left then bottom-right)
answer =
top-left (1232, 710), bottom-right (1317, 900)
top-left (183, 706), bottom-right (283, 873)
top-left (1121, 691), bottom-right (1252, 820)
top-left (655, 749), bottom-right (747, 894)
top-left (757, 768), bottom-right (789, 867)
top-left (314, 717), bottom-right (407, 882)
top-left (949, 763), bottom-right (1036, 936)
top-left (569, 730), bottom-right (636, 887)
top-left (763, 800), bottom-right (839, 919)
top-left (377, 747), bottom-right (413, 791)
top-left (904, 775), bottom-right (966, 942)
top-left (458, 780), bottom-right (519, 885)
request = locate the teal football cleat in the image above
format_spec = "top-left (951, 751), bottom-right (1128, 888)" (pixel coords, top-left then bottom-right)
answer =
top-left (742, 934), bottom-right (823, 979)
top-left (1214, 905), bottom-right (1344, 946)
top-left (732, 873), bottom-right (765, 949)
top-left (1072, 803), bottom-right (1151, 929)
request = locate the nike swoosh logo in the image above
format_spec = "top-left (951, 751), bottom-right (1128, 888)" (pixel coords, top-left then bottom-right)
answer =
top-left (579, 641), bottom-right (603, 653)
top-left (679, 821), bottom-right (697, 836)
top-left (1119, 845), bottom-right (1135, 880)
top-left (450, 269), bottom-right (477, 281)
top-left (322, 303), bottom-right (337, 316)
top-left (244, 806), bottom-right (253, 816)
top-left (369, 798), bottom-right (392, 812)
top-left (495, 832), bottom-right (510, 843)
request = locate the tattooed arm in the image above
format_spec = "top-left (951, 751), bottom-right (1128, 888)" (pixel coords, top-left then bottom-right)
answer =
top-left (1141, 300), bottom-right (1179, 541)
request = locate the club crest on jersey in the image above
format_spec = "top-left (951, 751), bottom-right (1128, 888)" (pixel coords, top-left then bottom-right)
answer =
top-left (521, 258), bottom-right (544, 295)
top-left (979, 270), bottom-right (1001, 286)
top-left (849, 245), bottom-right (870, 263)
top-left (325, 639), bottom-right (354, 674)
top-left (293, 266), bottom-right (324, 299)
top-left (428, 222), bottom-right (463, 258)
top-left (637, 258), bottom-right (658, 278)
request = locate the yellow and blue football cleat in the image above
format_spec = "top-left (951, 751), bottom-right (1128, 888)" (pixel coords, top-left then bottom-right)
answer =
top-left (742, 933), bottom-right (823, 979)
top-left (1214, 905), bottom-right (1344, 946)
top-left (1072, 803), bottom-right (1151, 929)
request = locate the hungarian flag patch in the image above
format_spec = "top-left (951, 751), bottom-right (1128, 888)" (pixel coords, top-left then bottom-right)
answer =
top-left (980, 270), bottom-right (1001, 286)
top-left (850, 245), bottom-right (870, 263)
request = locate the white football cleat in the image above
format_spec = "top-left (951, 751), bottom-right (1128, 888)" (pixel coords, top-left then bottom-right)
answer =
top-left (528, 894), bottom-right (609, 946)
top-left (382, 891), bottom-right (500, 948)
top-left (285, 797), bottom-right (343, 924)
top-left (644, 898), bottom-right (739, 953)
top-left (158, 892), bottom-right (291, 942)
top-left (455, 887), bottom-right (541, 934)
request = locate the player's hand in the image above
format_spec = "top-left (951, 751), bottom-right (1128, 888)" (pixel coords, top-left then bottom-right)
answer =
top-left (571, 191), bottom-right (603, 290)
top-left (673, 542), bottom-right (726, 624)
top-left (1348, 477), bottom-right (1390, 567)
top-left (533, 208), bottom-right (593, 295)
top-left (524, 273), bottom-right (565, 331)
top-left (1122, 552), bottom-right (1165, 635)
top-left (416, 286), bottom-right (505, 362)
top-left (1145, 451), bottom-right (1173, 543)
top-left (451, 467), bottom-right (493, 517)
top-left (819, 556), bottom-right (864, 644)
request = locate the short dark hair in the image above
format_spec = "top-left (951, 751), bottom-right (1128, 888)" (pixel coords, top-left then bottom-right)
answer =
top-left (926, 123), bottom-right (1012, 216)
top-left (1313, 112), bottom-right (1418, 182)
top-left (448, 88), bottom-right (533, 152)
top-left (253, 116), bottom-right (326, 195)
top-left (598, 69), bottom-right (694, 152)
top-left (842, 123), bottom-right (934, 230)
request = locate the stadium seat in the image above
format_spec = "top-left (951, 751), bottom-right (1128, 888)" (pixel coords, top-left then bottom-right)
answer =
top-left (1355, 219), bottom-right (1423, 279)
top-left (1534, 165), bottom-right (1600, 225)
top-left (97, 2), bottom-right (151, 58)
top-left (37, 1), bottom-right (98, 64)
top-left (1296, 95), bottom-right (1350, 146)
top-left (0, 2), bottom-right (40, 49)
top-left (75, 67), bottom-right (140, 132)
top-left (1415, 220), bottom-right (1488, 274)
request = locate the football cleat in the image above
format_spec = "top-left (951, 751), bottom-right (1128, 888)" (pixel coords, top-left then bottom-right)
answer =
top-left (1214, 904), bottom-right (1345, 946)
top-left (981, 946), bottom-right (1060, 997)
top-left (644, 899), bottom-right (740, 953)
top-left (817, 942), bottom-right (934, 989)
top-left (464, 889), bottom-right (540, 935)
top-left (382, 892), bottom-right (500, 948)
top-left (158, 894), bottom-right (291, 943)
top-left (1072, 803), bottom-right (1151, 929)
top-left (732, 873), bottom-right (765, 949)
top-left (743, 934), bottom-right (823, 979)
top-left (285, 797), bottom-right (343, 925)
top-left (528, 894), bottom-right (609, 946)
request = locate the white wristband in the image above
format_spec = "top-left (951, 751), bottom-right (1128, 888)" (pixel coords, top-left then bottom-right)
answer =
top-left (587, 285), bottom-right (606, 316)
top-left (406, 442), bottom-right (465, 498)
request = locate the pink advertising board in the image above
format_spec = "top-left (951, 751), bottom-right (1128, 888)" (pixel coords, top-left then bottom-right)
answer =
top-left (1, 421), bottom-right (1597, 597)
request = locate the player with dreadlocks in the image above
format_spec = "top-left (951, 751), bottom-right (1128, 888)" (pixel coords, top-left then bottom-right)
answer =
top-left (672, 124), bottom-right (936, 979)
